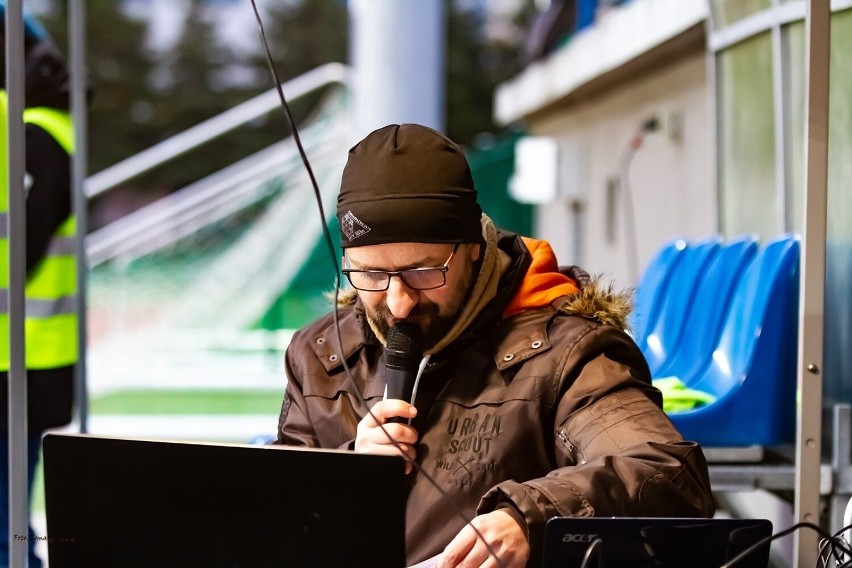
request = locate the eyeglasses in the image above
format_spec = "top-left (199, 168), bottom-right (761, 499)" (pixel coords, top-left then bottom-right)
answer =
top-left (342, 244), bottom-right (460, 292)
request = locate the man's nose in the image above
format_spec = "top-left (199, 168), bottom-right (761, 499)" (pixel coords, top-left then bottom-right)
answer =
top-left (385, 275), bottom-right (418, 319)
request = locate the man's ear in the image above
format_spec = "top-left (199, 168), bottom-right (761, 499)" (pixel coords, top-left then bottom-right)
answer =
top-left (468, 243), bottom-right (481, 261)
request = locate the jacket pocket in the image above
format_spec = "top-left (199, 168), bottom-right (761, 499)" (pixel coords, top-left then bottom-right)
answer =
top-left (556, 426), bottom-right (587, 465)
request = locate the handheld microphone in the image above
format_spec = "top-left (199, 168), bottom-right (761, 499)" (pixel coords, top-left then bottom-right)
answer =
top-left (384, 321), bottom-right (424, 420)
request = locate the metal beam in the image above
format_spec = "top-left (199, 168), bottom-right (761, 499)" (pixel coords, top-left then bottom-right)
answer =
top-left (4, 2), bottom-right (28, 566)
top-left (710, 464), bottom-right (833, 495)
top-left (793, 0), bottom-right (831, 566)
top-left (69, 0), bottom-right (89, 434)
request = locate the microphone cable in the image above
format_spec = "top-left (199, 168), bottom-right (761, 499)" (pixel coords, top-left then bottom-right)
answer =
top-left (718, 521), bottom-right (852, 568)
top-left (578, 537), bottom-right (604, 568)
top-left (247, 2), bottom-right (504, 566)
top-left (817, 522), bottom-right (852, 568)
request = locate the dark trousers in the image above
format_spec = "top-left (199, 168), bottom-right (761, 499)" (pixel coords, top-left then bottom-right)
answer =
top-left (0, 432), bottom-right (44, 568)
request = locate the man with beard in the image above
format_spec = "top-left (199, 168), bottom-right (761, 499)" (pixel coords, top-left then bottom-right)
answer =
top-left (275, 124), bottom-right (714, 568)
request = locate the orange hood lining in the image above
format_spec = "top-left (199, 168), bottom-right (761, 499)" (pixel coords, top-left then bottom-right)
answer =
top-left (502, 237), bottom-right (580, 318)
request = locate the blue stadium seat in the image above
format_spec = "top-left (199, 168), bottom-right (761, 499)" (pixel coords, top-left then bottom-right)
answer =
top-left (653, 234), bottom-right (759, 380)
top-left (641, 236), bottom-right (722, 375)
top-left (668, 235), bottom-right (801, 447)
top-left (629, 238), bottom-right (688, 345)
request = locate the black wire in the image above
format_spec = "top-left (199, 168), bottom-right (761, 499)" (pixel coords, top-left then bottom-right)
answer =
top-left (248, 2), bottom-right (505, 566)
top-left (817, 536), bottom-right (832, 567)
top-left (823, 522), bottom-right (852, 566)
top-left (817, 536), bottom-right (846, 568)
top-left (720, 521), bottom-right (847, 568)
top-left (578, 537), bottom-right (604, 568)
top-left (249, 3), bottom-right (326, 247)
top-left (814, 524), bottom-right (852, 566)
top-left (572, 522), bottom-right (852, 568)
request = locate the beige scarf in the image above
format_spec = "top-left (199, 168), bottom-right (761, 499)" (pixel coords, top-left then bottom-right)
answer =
top-left (366, 214), bottom-right (510, 354)
top-left (426, 214), bottom-right (510, 354)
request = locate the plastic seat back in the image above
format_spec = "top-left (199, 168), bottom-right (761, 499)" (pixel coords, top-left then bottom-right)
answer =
top-left (654, 234), bottom-right (759, 381)
top-left (629, 238), bottom-right (688, 345)
top-left (669, 235), bottom-right (801, 446)
top-left (641, 237), bottom-right (722, 375)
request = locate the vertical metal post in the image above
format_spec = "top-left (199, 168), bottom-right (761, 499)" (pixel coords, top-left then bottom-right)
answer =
top-left (4, 0), bottom-right (28, 566)
top-left (69, 0), bottom-right (88, 434)
top-left (705, 1), bottom-right (722, 235)
top-left (349, 0), bottom-right (446, 135)
top-left (793, 0), bottom-right (830, 566)
top-left (830, 405), bottom-right (852, 537)
top-left (771, 22), bottom-right (790, 231)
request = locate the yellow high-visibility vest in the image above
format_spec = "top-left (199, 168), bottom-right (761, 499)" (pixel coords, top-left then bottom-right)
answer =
top-left (0, 90), bottom-right (78, 370)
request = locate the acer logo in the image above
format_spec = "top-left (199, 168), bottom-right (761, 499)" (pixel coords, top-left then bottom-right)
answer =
top-left (562, 533), bottom-right (598, 543)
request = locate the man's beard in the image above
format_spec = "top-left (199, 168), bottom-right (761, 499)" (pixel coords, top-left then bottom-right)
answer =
top-left (366, 256), bottom-right (476, 350)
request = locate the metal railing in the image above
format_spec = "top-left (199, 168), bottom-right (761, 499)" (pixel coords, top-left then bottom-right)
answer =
top-left (86, 88), bottom-right (350, 266)
top-left (84, 63), bottom-right (354, 330)
top-left (84, 62), bottom-right (351, 199)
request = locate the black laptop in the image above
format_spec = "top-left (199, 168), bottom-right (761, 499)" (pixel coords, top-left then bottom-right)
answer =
top-left (541, 516), bottom-right (773, 567)
top-left (43, 433), bottom-right (407, 568)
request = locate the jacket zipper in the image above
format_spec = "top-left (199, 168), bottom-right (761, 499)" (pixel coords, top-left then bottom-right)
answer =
top-left (557, 428), bottom-right (587, 465)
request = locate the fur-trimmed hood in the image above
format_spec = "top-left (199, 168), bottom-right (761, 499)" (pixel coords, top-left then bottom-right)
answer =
top-left (500, 237), bottom-right (633, 332)
top-left (557, 268), bottom-right (633, 332)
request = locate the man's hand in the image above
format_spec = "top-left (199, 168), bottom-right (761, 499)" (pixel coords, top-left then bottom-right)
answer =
top-left (438, 510), bottom-right (530, 568)
top-left (354, 400), bottom-right (418, 473)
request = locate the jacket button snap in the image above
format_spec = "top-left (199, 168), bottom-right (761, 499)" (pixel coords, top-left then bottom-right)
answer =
top-left (316, 337), bottom-right (325, 345)
top-left (502, 353), bottom-right (514, 362)
top-left (329, 354), bottom-right (338, 362)
top-left (531, 340), bottom-right (543, 349)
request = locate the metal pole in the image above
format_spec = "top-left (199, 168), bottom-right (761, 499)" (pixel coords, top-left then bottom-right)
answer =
top-left (69, 0), bottom-right (88, 434)
top-left (771, 21), bottom-right (790, 232)
top-left (5, 0), bottom-right (28, 565)
top-left (793, 0), bottom-right (830, 566)
top-left (349, 0), bottom-right (446, 135)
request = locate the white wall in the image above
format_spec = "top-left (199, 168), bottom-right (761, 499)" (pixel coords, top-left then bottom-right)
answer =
top-left (527, 52), bottom-right (715, 288)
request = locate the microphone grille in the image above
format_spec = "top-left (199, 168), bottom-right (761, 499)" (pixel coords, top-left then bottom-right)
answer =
top-left (386, 321), bottom-right (423, 366)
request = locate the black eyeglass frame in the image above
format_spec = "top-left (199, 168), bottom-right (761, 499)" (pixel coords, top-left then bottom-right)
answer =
top-left (342, 243), bottom-right (460, 292)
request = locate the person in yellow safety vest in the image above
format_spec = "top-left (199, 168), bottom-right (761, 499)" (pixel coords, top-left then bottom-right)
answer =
top-left (0, 6), bottom-right (79, 567)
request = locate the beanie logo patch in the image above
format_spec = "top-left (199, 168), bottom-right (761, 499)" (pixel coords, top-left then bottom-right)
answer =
top-left (341, 210), bottom-right (371, 242)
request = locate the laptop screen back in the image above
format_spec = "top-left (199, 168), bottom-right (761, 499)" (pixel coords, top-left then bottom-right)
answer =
top-left (541, 516), bottom-right (773, 568)
top-left (43, 433), bottom-right (407, 568)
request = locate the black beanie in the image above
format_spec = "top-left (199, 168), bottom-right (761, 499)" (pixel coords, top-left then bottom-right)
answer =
top-left (337, 124), bottom-right (482, 248)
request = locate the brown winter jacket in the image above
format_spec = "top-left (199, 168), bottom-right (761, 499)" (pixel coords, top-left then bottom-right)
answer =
top-left (276, 232), bottom-right (715, 567)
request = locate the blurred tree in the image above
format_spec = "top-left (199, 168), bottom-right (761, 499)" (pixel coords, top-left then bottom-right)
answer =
top-left (36, 1), bottom-right (157, 177)
top-left (33, 1), bottom-right (164, 226)
top-left (149, 0), bottom-right (350, 191)
top-left (139, 1), bottom-right (272, 192)
top-left (250, 0), bottom-right (348, 84)
top-left (446, 0), bottom-right (537, 146)
top-left (33, 0), bottom-right (532, 224)
top-left (36, 0), bottom-right (348, 227)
